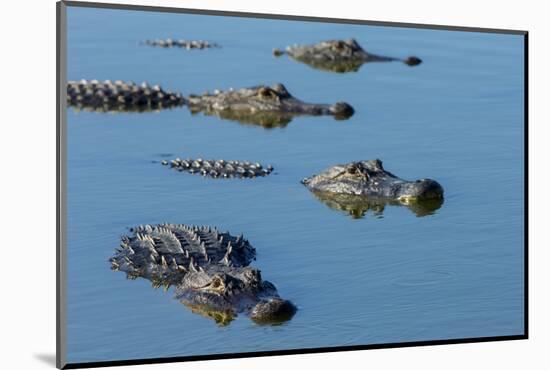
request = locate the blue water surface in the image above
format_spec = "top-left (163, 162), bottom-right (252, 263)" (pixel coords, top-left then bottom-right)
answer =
top-left (66, 7), bottom-right (525, 364)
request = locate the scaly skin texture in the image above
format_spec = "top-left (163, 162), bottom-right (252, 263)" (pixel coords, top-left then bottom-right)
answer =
top-left (301, 159), bottom-right (444, 202)
top-left (186, 83), bottom-right (354, 127)
top-left (161, 157), bottom-right (274, 179)
top-left (67, 80), bottom-right (185, 113)
top-left (142, 38), bottom-right (220, 50)
top-left (109, 224), bottom-right (296, 325)
top-left (273, 39), bottom-right (422, 73)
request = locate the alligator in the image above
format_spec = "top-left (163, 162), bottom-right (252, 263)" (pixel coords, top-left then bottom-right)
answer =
top-left (110, 224), bottom-right (296, 325)
top-left (273, 39), bottom-right (422, 73)
top-left (161, 157), bottom-right (274, 179)
top-left (309, 190), bottom-right (444, 219)
top-left (185, 83), bottom-right (355, 127)
top-left (302, 159), bottom-right (444, 203)
top-left (67, 80), bottom-right (185, 112)
top-left (142, 38), bottom-right (220, 50)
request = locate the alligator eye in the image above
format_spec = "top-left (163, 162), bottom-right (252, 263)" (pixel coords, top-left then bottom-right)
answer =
top-left (258, 87), bottom-right (276, 99)
top-left (209, 276), bottom-right (225, 291)
top-left (347, 165), bottom-right (358, 174)
top-left (332, 41), bottom-right (346, 50)
top-left (211, 278), bottom-right (221, 288)
top-left (345, 164), bottom-right (369, 180)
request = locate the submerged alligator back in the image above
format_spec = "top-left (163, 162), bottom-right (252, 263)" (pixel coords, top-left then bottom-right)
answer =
top-left (67, 80), bottom-right (185, 112)
top-left (143, 38), bottom-right (220, 49)
top-left (110, 224), bottom-right (256, 285)
top-left (161, 157), bottom-right (274, 179)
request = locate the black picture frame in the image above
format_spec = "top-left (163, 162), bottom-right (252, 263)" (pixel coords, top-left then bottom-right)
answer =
top-left (56, 1), bottom-right (528, 368)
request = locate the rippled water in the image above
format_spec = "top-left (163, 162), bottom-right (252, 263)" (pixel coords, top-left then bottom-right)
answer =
top-left (65, 6), bottom-right (525, 364)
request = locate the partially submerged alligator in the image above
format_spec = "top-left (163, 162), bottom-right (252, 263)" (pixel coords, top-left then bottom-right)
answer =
top-left (67, 80), bottom-right (185, 112)
top-left (110, 224), bottom-right (296, 324)
top-left (309, 190), bottom-right (444, 219)
top-left (186, 83), bottom-right (355, 127)
top-left (273, 39), bottom-right (422, 73)
top-left (142, 38), bottom-right (220, 50)
top-left (162, 157), bottom-right (274, 179)
top-left (302, 159), bottom-right (444, 202)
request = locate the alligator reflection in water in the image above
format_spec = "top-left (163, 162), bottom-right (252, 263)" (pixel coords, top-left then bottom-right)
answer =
top-left (110, 224), bottom-right (296, 325)
top-left (310, 190), bottom-right (444, 218)
top-left (189, 108), bottom-right (298, 129)
top-left (273, 39), bottom-right (422, 73)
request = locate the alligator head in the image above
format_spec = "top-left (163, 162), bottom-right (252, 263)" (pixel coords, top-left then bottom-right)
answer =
top-left (176, 266), bottom-right (296, 324)
top-left (186, 83), bottom-right (354, 127)
top-left (109, 224), bottom-right (296, 324)
top-left (301, 159), bottom-right (444, 203)
top-left (274, 39), bottom-right (422, 73)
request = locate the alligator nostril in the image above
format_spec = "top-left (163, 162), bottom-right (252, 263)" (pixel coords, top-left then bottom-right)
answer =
top-left (330, 102), bottom-right (355, 119)
top-left (417, 179), bottom-right (444, 199)
top-left (250, 298), bottom-right (297, 324)
top-left (405, 56), bottom-right (422, 66)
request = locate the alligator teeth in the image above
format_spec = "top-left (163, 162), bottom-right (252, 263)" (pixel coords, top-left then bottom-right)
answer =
top-left (161, 255), bottom-right (168, 269)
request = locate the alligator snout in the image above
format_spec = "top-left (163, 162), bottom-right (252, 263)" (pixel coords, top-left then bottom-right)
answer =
top-left (404, 56), bottom-right (422, 66)
top-left (398, 179), bottom-right (444, 201)
top-left (250, 298), bottom-right (297, 324)
top-left (329, 102), bottom-right (355, 119)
